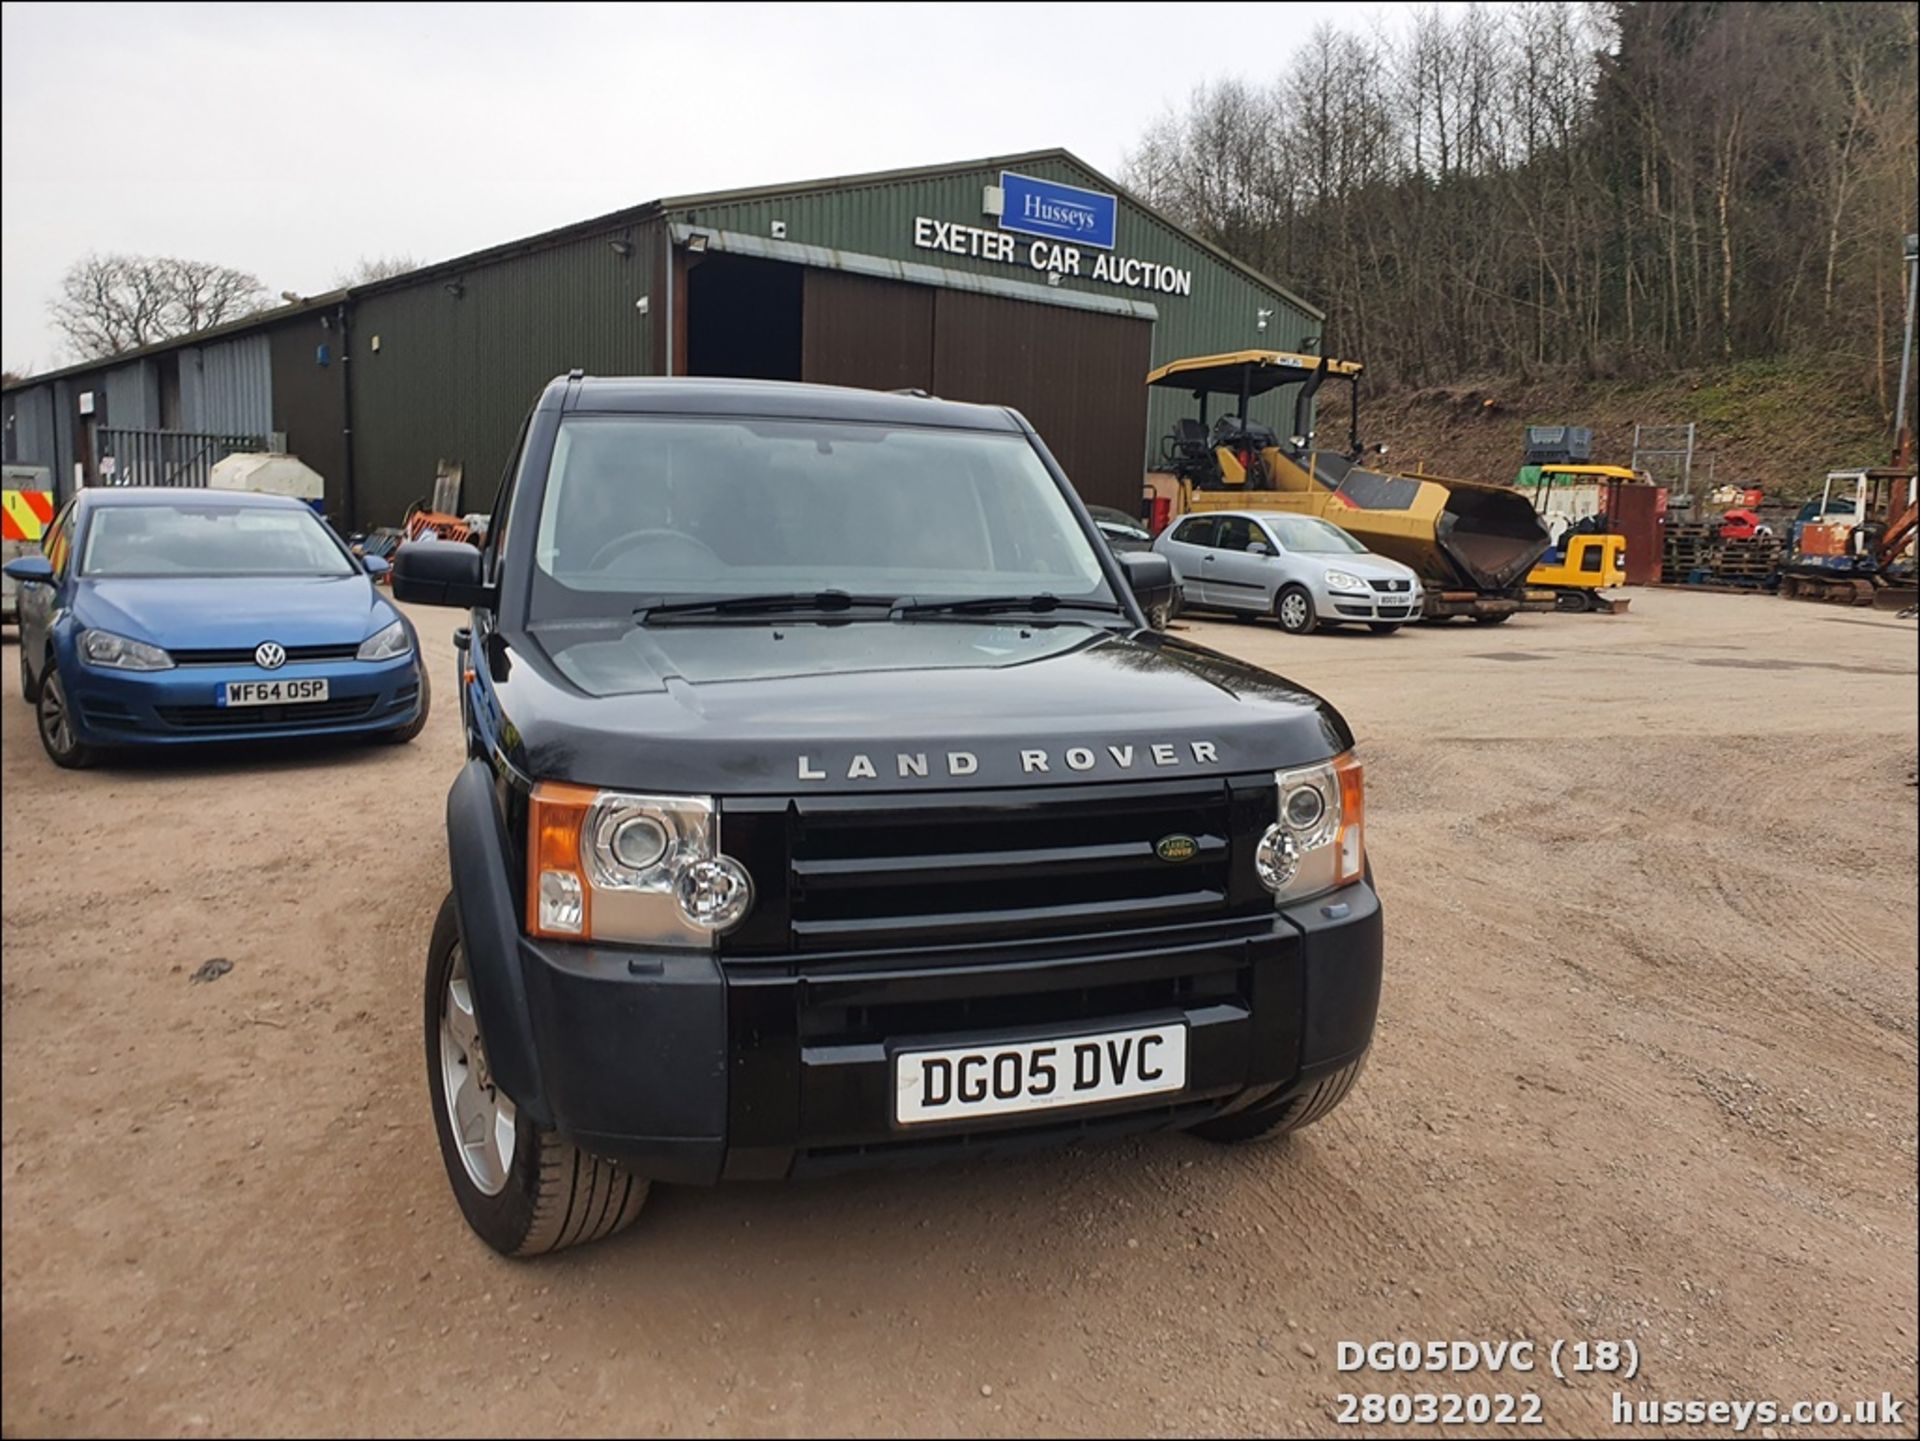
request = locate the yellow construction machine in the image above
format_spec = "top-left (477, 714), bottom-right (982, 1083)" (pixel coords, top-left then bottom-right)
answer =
top-left (1148, 351), bottom-right (1554, 622)
top-left (1518, 463), bottom-right (1633, 612)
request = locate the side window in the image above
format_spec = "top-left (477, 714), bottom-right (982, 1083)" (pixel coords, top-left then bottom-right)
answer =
top-left (1258, 523), bottom-right (1284, 553)
top-left (1215, 517), bottom-right (1256, 552)
top-left (486, 417), bottom-right (532, 581)
top-left (43, 502), bottom-right (74, 576)
top-left (1173, 517), bottom-right (1216, 547)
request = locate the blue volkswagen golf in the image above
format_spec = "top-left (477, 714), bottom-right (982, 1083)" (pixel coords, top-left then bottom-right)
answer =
top-left (4, 488), bottom-right (429, 768)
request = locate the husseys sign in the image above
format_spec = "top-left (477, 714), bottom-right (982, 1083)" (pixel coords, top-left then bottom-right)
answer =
top-left (910, 170), bottom-right (1195, 298)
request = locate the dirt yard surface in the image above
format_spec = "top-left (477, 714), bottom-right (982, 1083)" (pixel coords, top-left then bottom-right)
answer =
top-left (3, 591), bottom-right (1915, 1438)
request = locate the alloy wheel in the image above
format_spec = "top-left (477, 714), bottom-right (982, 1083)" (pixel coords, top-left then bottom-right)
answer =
top-left (438, 944), bottom-right (516, 1195)
top-left (38, 672), bottom-right (75, 756)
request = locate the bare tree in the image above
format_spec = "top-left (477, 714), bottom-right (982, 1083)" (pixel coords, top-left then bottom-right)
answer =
top-left (332, 254), bottom-right (420, 287)
top-left (48, 253), bottom-right (270, 360)
top-left (1125, 0), bottom-right (1916, 395)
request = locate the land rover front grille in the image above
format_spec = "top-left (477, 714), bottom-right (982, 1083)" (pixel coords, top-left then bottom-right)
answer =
top-left (720, 777), bottom-right (1276, 957)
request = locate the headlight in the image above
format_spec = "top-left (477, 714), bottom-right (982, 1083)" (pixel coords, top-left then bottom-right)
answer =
top-left (79, 629), bottom-right (173, 671)
top-left (1324, 570), bottom-right (1368, 593)
top-left (356, 617), bottom-right (412, 662)
top-left (1257, 753), bottom-right (1365, 905)
top-left (527, 785), bottom-right (754, 946)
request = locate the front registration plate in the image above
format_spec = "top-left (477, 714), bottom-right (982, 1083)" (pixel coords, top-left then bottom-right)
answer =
top-left (894, 1022), bottom-right (1187, 1126)
top-left (219, 678), bottom-right (329, 707)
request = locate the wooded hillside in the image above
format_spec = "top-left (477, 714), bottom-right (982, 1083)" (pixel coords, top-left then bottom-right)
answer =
top-left (1125, 2), bottom-right (1918, 433)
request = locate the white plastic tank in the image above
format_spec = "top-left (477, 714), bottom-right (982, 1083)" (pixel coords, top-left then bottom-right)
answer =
top-left (208, 453), bottom-right (325, 506)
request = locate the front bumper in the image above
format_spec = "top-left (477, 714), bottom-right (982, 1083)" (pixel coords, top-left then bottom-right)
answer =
top-left (446, 757), bottom-right (1381, 1185)
top-left (63, 652), bottom-right (422, 744)
top-left (1321, 586), bottom-right (1421, 623)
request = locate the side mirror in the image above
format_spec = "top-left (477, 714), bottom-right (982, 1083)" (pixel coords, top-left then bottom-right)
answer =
top-left (361, 554), bottom-right (391, 578)
top-left (392, 538), bottom-right (491, 609)
top-left (1117, 550), bottom-right (1174, 619)
top-left (2, 555), bottom-right (55, 586)
top-left (1247, 541), bottom-right (1270, 557)
top-left (1374, 442), bottom-right (1390, 457)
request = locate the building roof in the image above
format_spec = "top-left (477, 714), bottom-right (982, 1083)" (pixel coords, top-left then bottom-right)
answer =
top-left (5, 148), bottom-right (1321, 395)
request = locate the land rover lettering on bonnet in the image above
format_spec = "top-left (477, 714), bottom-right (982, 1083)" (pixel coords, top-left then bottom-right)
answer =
top-left (392, 373), bottom-right (1383, 1257)
top-left (798, 739), bottom-right (1219, 781)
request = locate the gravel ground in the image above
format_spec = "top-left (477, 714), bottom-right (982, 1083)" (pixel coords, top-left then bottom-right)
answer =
top-left (2, 589), bottom-right (1915, 1438)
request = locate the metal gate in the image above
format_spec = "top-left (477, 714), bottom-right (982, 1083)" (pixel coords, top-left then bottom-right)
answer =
top-left (94, 428), bottom-right (270, 489)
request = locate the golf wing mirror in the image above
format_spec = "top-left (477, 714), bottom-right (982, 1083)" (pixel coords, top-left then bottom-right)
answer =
top-left (2, 555), bottom-right (54, 585)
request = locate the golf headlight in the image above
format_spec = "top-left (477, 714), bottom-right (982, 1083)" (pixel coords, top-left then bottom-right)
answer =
top-left (1258, 753), bottom-right (1365, 904)
top-left (79, 629), bottom-right (173, 671)
top-left (526, 785), bottom-right (753, 945)
top-left (356, 618), bottom-right (411, 661)
top-left (1324, 570), bottom-right (1368, 593)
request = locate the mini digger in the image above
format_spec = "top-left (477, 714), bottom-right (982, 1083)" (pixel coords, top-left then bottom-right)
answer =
top-left (1518, 463), bottom-right (1635, 613)
top-left (1149, 351), bottom-right (1553, 622)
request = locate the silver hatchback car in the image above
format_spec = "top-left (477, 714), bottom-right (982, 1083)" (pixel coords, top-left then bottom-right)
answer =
top-left (1153, 510), bottom-right (1424, 634)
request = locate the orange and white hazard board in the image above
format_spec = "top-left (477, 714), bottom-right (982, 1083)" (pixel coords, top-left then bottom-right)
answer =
top-left (1, 489), bottom-right (54, 542)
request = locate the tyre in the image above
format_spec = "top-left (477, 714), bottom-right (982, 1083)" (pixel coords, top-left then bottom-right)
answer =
top-left (36, 664), bottom-right (96, 769)
top-left (1367, 623), bottom-right (1402, 635)
top-left (19, 645), bottom-right (41, 705)
top-left (1189, 1052), bottom-right (1368, 1144)
top-left (1274, 584), bottom-right (1317, 635)
top-left (425, 894), bottom-right (647, 1257)
top-left (380, 664), bottom-right (432, 744)
top-left (1144, 600), bottom-right (1171, 632)
top-left (1473, 612), bottom-right (1514, 625)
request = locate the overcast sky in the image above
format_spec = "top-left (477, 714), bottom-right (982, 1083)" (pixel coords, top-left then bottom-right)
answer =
top-left (2, 1), bottom-right (1471, 371)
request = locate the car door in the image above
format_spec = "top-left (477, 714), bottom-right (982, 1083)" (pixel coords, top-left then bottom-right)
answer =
top-left (19, 500), bottom-right (73, 680)
top-left (1158, 515), bottom-right (1217, 601)
top-left (1205, 515), bottom-right (1273, 613)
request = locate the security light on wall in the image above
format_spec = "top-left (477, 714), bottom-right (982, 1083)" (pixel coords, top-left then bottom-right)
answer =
top-left (444, 279), bottom-right (465, 299)
top-left (686, 232), bottom-right (710, 254)
top-left (608, 239), bottom-right (634, 258)
top-left (1301, 335), bottom-right (1321, 352)
top-left (1256, 308), bottom-right (1274, 331)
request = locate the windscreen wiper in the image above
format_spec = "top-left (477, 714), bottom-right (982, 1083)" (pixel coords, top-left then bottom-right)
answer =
top-left (635, 590), bottom-right (897, 623)
top-left (890, 593), bottom-right (1128, 619)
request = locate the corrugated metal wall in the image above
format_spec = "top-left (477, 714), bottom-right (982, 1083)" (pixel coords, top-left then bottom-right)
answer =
top-left (103, 360), bottom-right (158, 430)
top-left (668, 154), bottom-right (1320, 460)
top-left (2, 384), bottom-right (57, 471)
top-left (350, 221), bottom-right (658, 525)
top-left (269, 313), bottom-right (350, 518)
top-left (179, 333), bottom-right (273, 436)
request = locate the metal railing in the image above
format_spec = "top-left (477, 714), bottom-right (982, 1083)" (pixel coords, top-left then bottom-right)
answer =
top-left (95, 428), bottom-right (270, 489)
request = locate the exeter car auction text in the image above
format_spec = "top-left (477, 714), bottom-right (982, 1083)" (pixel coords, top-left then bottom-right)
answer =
top-left (913, 217), bottom-right (1194, 295)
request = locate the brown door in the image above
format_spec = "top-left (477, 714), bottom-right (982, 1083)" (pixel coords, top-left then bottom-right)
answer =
top-left (801, 270), bottom-right (934, 392)
top-left (797, 269), bottom-right (1152, 515)
top-left (929, 290), bottom-right (1151, 516)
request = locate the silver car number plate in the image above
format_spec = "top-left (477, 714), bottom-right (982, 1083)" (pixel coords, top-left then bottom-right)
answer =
top-left (893, 1022), bottom-right (1187, 1126)
top-left (220, 679), bottom-right (329, 707)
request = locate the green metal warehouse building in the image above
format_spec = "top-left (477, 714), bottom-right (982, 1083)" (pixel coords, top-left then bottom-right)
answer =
top-left (2, 149), bottom-right (1322, 529)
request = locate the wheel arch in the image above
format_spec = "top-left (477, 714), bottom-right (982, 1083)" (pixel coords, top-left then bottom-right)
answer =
top-left (445, 760), bottom-right (554, 1128)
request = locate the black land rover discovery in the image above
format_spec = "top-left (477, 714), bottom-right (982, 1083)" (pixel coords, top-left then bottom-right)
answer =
top-left (394, 374), bottom-right (1381, 1256)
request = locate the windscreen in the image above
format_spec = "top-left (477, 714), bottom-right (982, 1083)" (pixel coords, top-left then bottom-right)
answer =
top-left (529, 416), bottom-right (1113, 618)
top-left (1268, 514), bottom-right (1368, 555)
top-left (80, 503), bottom-right (358, 578)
